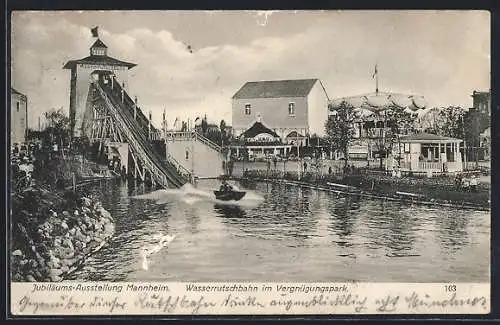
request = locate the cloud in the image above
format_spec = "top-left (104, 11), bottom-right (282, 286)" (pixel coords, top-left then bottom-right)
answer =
top-left (11, 11), bottom-right (490, 130)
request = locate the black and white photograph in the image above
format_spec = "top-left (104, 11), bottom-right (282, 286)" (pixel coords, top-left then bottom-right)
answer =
top-left (10, 10), bottom-right (490, 286)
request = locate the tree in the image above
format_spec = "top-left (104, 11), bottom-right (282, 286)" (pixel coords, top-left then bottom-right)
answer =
top-left (367, 105), bottom-right (418, 169)
top-left (324, 101), bottom-right (356, 168)
top-left (437, 106), bottom-right (467, 139)
top-left (201, 115), bottom-right (208, 135)
top-left (44, 108), bottom-right (70, 147)
top-left (416, 107), bottom-right (445, 134)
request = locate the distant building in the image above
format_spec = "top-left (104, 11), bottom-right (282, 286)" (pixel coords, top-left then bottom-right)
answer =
top-left (466, 90), bottom-right (491, 161)
top-left (11, 88), bottom-right (28, 145)
top-left (471, 90), bottom-right (491, 116)
top-left (480, 127), bottom-right (490, 160)
top-left (232, 79), bottom-right (330, 141)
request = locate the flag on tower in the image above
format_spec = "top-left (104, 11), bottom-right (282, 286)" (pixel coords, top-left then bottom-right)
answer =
top-left (183, 42), bottom-right (193, 54)
top-left (372, 64), bottom-right (378, 79)
top-left (91, 26), bottom-right (99, 38)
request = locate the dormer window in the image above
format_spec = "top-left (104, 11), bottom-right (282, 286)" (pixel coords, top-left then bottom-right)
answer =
top-left (91, 48), bottom-right (106, 56)
top-left (245, 104), bottom-right (251, 115)
top-left (288, 102), bottom-right (295, 116)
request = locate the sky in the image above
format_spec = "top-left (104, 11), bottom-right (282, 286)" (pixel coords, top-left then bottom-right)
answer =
top-left (11, 10), bottom-right (490, 129)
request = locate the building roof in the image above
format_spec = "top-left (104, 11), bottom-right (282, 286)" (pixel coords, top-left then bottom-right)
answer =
top-left (64, 38), bottom-right (136, 69)
top-left (399, 132), bottom-right (462, 143)
top-left (11, 87), bottom-right (25, 97)
top-left (91, 38), bottom-right (108, 49)
top-left (329, 91), bottom-right (427, 113)
top-left (285, 131), bottom-right (305, 138)
top-left (63, 55), bottom-right (136, 69)
top-left (242, 121), bottom-right (280, 138)
top-left (471, 90), bottom-right (490, 97)
top-left (232, 79), bottom-right (318, 99)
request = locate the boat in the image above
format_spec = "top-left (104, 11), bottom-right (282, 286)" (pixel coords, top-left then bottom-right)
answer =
top-left (213, 190), bottom-right (246, 201)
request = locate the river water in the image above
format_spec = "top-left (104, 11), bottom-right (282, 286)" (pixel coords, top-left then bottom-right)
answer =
top-left (68, 179), bottom-right (490, 282)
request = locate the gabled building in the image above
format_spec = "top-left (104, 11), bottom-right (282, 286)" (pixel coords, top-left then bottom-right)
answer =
top-left (11, 88), bottom-right (28, 145)
top-left (231, 79), bottom-right (330, 141)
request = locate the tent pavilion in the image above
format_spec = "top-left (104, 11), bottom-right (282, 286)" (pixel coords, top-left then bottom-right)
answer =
top-left (328, 91), bottom-right (427, 162)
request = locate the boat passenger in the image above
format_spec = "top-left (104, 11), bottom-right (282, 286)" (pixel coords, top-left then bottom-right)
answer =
top-left (220, 180), bottom-right (233, 192)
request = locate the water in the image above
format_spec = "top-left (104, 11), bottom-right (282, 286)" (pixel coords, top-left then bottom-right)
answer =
top-left (69, 179), bottom-right (490, 282)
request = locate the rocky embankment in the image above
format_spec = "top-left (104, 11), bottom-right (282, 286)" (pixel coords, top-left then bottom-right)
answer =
top-left (11, 187), bottom-right (115, 282)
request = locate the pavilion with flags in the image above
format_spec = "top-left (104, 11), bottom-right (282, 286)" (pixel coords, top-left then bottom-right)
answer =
top-left (328, 65), bottom-right (428, 165)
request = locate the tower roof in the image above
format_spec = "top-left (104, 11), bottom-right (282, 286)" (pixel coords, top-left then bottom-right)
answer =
top-left (63, 38), bottom-right (136, 70)
top-left (91, 38), bottom-right (108, 49)
top-left (63, 56), bottom-right (137, 69)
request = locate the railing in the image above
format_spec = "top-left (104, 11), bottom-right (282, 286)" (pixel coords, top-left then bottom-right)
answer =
top-left (399, 162), bottom-right (411, 170)
top-left (194, 132), bottom-right (222, 152)
top-left (111, 77), bottom-right (161, 140)
top-left (166, 153), bottom-right (193, 181)
top-left (94, 81), bottom-right (187, 188)
top-left (418, 161), bottom-right (442, 171)
top-left (108, 83), bottom-right (187, 186)
top-left (165, 131), bottom-right (222, 153)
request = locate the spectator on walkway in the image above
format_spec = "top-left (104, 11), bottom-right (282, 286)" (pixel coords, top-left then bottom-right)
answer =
top-left (273, 156), bottom-right (277, 169)
top-left (303, 161), bottom-right (307, 172)
top-left (228, 160), bottom-right (234, 177)
top-left (470, 175), bottom-right (478, 192)
top-left (455, 174), bottom-right (463, 190)
top-left (328, 166), bottom-right (332, 175)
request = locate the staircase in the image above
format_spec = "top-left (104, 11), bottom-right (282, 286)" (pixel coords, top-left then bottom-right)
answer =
top-left (93, 79), bottom-right (189, 188)
top-left (165, 131), bottom-right (225, 179)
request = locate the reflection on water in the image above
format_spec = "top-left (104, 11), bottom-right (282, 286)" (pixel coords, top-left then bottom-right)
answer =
top-left (68, 178), bottom-right (490, 282)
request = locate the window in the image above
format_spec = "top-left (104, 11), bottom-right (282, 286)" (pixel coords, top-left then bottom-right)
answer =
top-left (288, 102), bottom-right (295, 116)
top-left (16, 102), bottom-right (19, 112)
top-left (245, 104), bottom-right (251, 115)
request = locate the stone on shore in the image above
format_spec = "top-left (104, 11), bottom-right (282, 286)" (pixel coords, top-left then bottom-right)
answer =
top-left (11, 192), bottom-right (115, 283)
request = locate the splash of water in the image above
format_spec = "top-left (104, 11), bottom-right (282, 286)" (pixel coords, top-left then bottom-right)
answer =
top-left (140, 233), bottom-right (176, 271)
top-left (132, 183), bottom-right (264, 208)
